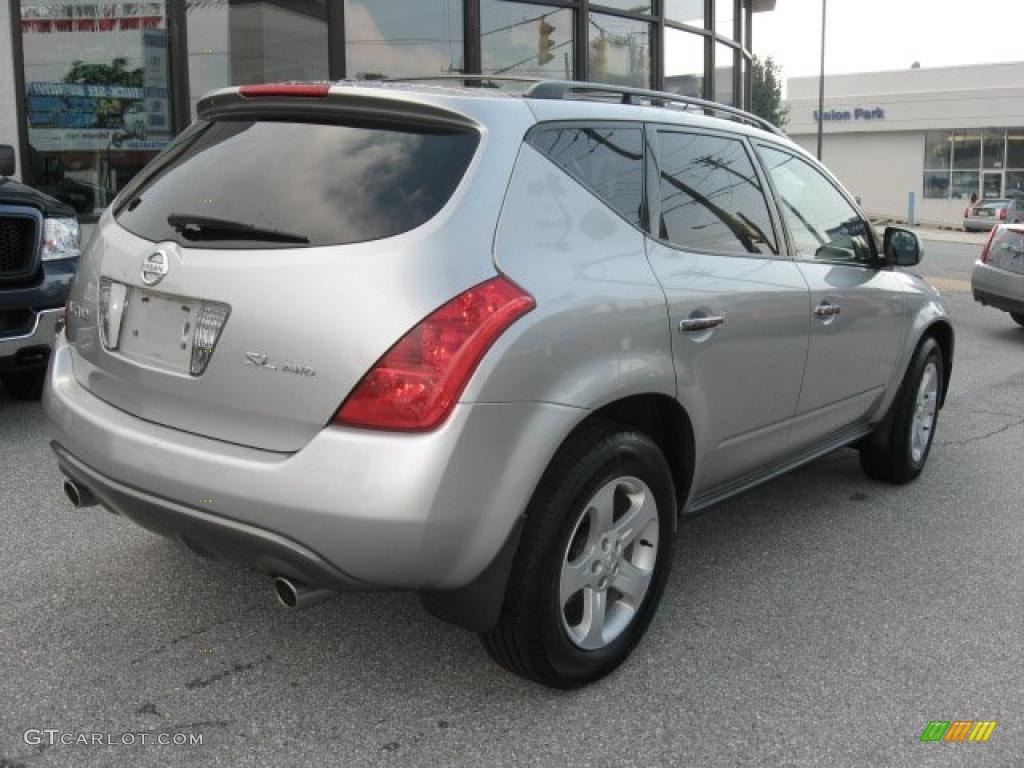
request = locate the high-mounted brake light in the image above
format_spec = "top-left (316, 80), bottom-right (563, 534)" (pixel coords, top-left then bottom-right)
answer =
top-left (333, 276), bottom-right (535, 432)
top-left (980, 226), bottom-right (999, 263)
top-left (239, 83), bottom-right (329, 98)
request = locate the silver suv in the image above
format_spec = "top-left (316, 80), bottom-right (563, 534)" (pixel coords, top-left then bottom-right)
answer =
top-left (44, 79), bottom-right (953, 688)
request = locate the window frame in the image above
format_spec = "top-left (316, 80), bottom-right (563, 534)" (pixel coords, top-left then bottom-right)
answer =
top-left (752, 140), bottom-right (882, 270)
top-left (526, 119), bottom-right (650, 234)
top-left (645, 123), bottom-right (784, 260)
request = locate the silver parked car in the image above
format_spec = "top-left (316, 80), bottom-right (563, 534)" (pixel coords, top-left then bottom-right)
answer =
top-left (972, 223), bottom-right (1024, 326)
top-left (44, 79), bottom-right (954, 688)
top-left (963, 198), bottom-right (1021, 232)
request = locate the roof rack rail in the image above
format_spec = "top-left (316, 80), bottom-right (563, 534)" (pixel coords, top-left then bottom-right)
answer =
top-left (525, 80), bottom-right (786, 137)
top-left (376, 76), bottom-right (785, 137)
top-left (379, 75), bottom-right (542, 88)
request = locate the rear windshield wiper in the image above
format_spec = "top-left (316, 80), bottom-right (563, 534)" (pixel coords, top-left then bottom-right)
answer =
top-left (167, 213), bottom-right (310, 244)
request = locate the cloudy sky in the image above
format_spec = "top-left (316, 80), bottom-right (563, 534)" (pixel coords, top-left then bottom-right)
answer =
top-left (754, 0), bottom-right (1024, 88)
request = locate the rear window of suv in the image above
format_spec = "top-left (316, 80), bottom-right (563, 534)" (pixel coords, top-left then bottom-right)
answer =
top-left (115, 118), bottom-right (479, 249)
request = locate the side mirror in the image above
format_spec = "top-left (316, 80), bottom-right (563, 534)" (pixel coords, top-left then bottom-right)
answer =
top-left (883, 226), bottom-right (923, 267)
top-left (0, 144), bottom-right (15, 177)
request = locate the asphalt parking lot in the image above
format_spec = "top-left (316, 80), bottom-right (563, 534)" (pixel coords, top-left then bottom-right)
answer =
top-left (2, 237), bottom-right (1022, 767)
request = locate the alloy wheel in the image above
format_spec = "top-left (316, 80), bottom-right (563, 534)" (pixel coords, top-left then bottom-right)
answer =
top-left (559, 476), bottom-right (660, 651)
top-left (910, 361), bottom-right (939, 463)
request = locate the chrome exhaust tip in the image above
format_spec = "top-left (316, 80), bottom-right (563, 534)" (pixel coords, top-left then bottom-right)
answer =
top-left (272, 576), bottom-right (333, 609)
top-left (63, 479), bottom-right (97, 509)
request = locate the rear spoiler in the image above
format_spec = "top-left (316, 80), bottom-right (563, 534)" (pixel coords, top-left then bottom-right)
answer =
top-left (196, 83), bottom-right (480, 132)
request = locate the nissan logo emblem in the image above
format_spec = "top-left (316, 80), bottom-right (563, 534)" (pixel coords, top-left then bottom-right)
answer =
top-left (141, 250), bottom-right (169, 286)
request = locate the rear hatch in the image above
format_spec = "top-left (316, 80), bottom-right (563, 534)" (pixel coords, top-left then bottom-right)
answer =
top-left (987, 226), bottom-right (1024, 275)
top-left (65, 85), bottom-right (528, 451)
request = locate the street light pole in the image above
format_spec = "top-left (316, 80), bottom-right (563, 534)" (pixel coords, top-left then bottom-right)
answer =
top-left (816, 0), bottom-right (827, 160)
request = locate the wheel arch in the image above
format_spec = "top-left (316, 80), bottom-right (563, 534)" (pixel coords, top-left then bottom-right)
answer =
top-left (586, 393), bottom-right (696, 518)
top-left (421, 392), bottom-right (694, 634)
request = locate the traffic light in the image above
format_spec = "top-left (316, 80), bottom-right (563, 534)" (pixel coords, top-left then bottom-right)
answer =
top-left (538, 19), bottom-right (556, 66)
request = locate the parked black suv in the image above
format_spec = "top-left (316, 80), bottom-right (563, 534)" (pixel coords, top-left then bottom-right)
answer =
top-left (0, 144), bottom-right (80, 399)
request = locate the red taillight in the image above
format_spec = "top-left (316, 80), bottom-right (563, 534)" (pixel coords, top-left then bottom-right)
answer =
top-left (999, 207), bottom-right (1008, 220)
top-left (333, 276), bottom-right (535, 432)
top-left (239, 83), bottom-right (329, 98)
top-left (980, 226), bottom-right (999, 263)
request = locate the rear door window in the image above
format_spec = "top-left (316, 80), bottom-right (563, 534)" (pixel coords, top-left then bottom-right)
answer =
top-left (656, 130), bottom-right (778, 256)
top-left (115, 119), bottom-right (479, 248)
top-left (528, 125), bottom-right (646, 229)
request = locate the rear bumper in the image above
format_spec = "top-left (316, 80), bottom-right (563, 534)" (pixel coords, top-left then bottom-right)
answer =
top-left (54, 443), bottom-right (367, 590)
top-left (971, 261), bottom-right (1024, 314)
top-left (963, 218), bottom-right (998, 232)
top-left (44, 337), bottom-right (583, 590)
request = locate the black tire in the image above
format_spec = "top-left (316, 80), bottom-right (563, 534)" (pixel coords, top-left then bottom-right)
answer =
top-left (859, 337), bottom-right (943, 484)
top-left (0, 368), bottom-right (46, 400)
top-left (1011, 312), bottom-right (1024, 328)
top-left (481, 420), bottom-right (676, 689)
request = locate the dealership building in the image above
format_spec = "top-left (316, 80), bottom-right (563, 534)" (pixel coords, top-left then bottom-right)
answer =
top-left (786, 61), bottom-right (1024, 227)
top-left (0, 0), bottom-right (773, 219)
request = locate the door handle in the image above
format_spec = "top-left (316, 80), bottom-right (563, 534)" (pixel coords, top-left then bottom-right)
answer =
top-left (678, 315), bottom-right (725, 333)
top-left (814, 302), bottom-right (841, 319)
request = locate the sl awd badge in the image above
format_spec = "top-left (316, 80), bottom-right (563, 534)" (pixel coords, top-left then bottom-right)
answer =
top-left (245, 351), bottom-right (317, 378)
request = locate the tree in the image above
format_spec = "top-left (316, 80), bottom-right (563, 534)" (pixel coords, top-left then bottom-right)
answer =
top-left (750, 55), bottom-right (788, 129)
top-left (63, 58), bottom-right (144, 88)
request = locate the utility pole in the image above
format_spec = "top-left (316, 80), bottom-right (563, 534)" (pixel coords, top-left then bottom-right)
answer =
top-left (816, 0), bottom-right (827, 160)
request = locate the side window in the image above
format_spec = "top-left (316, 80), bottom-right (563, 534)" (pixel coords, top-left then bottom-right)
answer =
top-left (758, 145), bottom-right (875, 265)
top-left (656, 130), bottom-right (778, 256)
top-left (529, 125), bottom-right (645, 228)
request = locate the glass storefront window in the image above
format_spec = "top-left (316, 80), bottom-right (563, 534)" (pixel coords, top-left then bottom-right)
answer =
top-left (1006, 171), bottom-right (1024, 203)
top-left (716, 0), bottom-right (736, 40)
top-left (589, 13), bottom-right (650, 88)
top-left (187, 1), bottom-right (328, 118)
top-left (714, 43), bottom-right (735, 106)
top-left (591, 1), bottom-right (653, 13)
top-left (982, 128), bottom-right (1005, 169)
top-left (924, 131), bottom-right (952, 170)
top-left (951, 171), bottom-right (979, 200)
top-left (345, 0), bottom-right (463, 80)
top-left (19, 0), bottom-right (172, 216)
top-left (1008, 130), bottom-right (1024, 169)
top-left (13, 0), bottom-right (760, 212)
top-left (952, 132), bottom-right (981, 170)
top-left (663, 28), bottom-right (704, 98)
top-left (665, 0), bottom-right (705, 28)
top-left (924, 130), bottom-right (1024, 200)
top-left (923, 171), bottom-right (950, 199)
top-left (982, 172), bottom-right (1002, 199)
top-left (481, 2), bottom-right (574, 79)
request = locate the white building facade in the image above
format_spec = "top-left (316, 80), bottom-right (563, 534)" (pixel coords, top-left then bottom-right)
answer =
top-left (786, 62), bottom-right (1024, 227)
